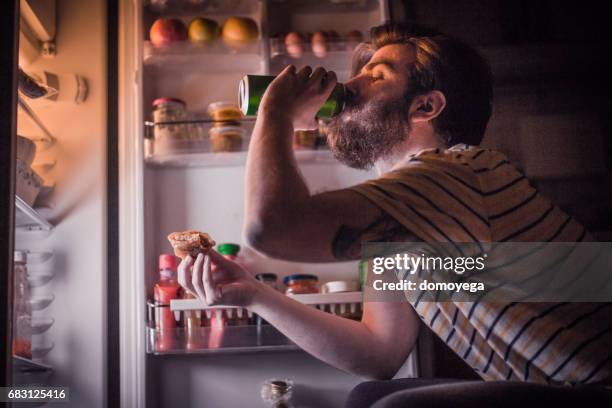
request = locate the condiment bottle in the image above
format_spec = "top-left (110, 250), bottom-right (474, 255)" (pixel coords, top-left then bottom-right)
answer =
top-left (154, 254), bottom-right (181, 351)
top-left (183, 292), bottom-right (204, 350)
top-left (13, 251), bottom-right (32, 359)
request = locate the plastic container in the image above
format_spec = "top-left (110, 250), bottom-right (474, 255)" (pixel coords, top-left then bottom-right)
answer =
top-left (283, 274), bottom-right (319, 295)
top-left (13, 251), bottom-right (32, 359)
top-left (208, 125), bottom-right (244, 152)
top-left (321, 280), bottom-right (360, 294)
top-left (207, 102), bottom-right (243, 122)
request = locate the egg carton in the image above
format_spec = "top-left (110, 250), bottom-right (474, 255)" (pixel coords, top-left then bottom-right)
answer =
top-left (166, 291), bottom-right (363, 322)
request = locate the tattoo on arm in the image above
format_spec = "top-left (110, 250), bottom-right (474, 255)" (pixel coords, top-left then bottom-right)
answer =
top-left (331, 212), bottom-right (416, 260)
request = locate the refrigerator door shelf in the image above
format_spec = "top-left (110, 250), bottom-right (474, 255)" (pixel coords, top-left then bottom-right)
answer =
top-left (12, 355), bottom-right (53, 373)
top-left (170, 291), bottom-right (363, 311)
top-left (170, 292), bottom-right (363, 320)
top-left (143, 40), bottom-right (264, 74)
top-left (145, 0), bottom-right (260, 16)
top-left (29, 294), bottom-right (55, 311)
top-left (145, 147), bottom-right (337, 168)
top-left (146, 324), bottom-right (298, 355)
top-left (15, 195), bottom-right (54, 231)
top-left (31, 317), bottom-right (54, 335)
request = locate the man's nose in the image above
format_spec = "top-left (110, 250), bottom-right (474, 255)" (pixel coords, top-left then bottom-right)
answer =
top-left (344, 77), bottom-right (362, 103)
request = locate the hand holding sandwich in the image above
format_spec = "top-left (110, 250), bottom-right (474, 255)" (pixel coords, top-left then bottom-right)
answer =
top-left (177, 249), bottom-right (260, 308)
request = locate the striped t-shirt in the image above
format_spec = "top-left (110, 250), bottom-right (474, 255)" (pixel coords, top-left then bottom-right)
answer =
top-left (351, 144), bottom-right (612, 385)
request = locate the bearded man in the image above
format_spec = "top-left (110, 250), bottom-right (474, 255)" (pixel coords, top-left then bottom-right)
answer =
top-left (178, 23), bottom-right (612, 407)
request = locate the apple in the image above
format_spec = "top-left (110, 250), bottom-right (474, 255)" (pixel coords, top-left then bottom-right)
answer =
top-left (188, 17), bottom-right (220, 44)
top-left (150, 18), bottom-right (187, 47)
top-left (222, 16), bottom-right (259, 48)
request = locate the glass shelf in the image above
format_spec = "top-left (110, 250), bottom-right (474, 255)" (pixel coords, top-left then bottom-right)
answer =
top-left (145, 148), bottom-right (337, 168)
top-left (146, 325), bottom-right (298, 355)
top-left (13, 356), bottom-right (52, 373)
top-left (15, 195), bottom-right (54, 231)
top-left (145, 0), bottom-right (260, 16)
top-left (144, 117), bottom-right (336, 167)
top-left (143, 40), bottom-right (264, 74)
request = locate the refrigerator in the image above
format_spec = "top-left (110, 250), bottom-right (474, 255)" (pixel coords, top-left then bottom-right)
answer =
top-left (2, 0), bottom-right (416, 407)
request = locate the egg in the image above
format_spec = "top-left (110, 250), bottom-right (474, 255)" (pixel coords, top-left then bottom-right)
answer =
top-left (346, 30), bottom-right (364, 50)
top-left (311, 31), bottom-right (328, 58)
top-left (284, 32), bottom-right (304, 58)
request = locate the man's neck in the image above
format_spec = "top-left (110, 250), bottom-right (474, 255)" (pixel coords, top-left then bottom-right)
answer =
top-left (375, 133), bottom-right (446, 175)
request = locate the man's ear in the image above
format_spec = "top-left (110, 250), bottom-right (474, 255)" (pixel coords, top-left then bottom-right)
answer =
top-left (409, 91), bottom-right (446, 124)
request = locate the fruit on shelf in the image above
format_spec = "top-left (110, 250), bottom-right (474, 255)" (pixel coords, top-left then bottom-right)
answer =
top-left (188, 17), bottom-right (220, 44)
top-left (311, 31), bottom-right (328, 58)
top-left (284, 32), bottom-right (304, 58)
top-left (150, 18), bottom-right (187, 47)
top-left (222, 16), bottom-right (259, 48)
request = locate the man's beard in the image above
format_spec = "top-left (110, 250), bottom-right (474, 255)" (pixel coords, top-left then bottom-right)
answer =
top-left (325, 94), bottom-right (412, 170)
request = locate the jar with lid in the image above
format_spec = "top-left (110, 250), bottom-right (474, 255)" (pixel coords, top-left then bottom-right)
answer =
top-left (256, 273), bottom-right (278, 291)
top-left (151, 97), bottom-right (188, 142)
top-left (13, 251), bottom-right (32, 359)
top-left (217, 243), bottom-right (241, 261)
top-left (208, 125), bottom-right (244, 152)
top-left (283, 274), bottom-right (319, 295)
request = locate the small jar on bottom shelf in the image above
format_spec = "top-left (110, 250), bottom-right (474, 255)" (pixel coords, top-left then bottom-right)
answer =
top-left (208, 125), bottom-right (244, 152)
top-left (283, 274), bottom-right (319, 295)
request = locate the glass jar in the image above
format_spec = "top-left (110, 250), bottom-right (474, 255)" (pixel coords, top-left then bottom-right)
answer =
top-left (152, 97), bottom-right (188, 141)
top-left (207, 101), bottom-right (243, 122)
top-left (256, 273), bottom-right (278, 291)
top-left (208, 125), bottom-right (244, 152)
top-left (283, 274), bottom-right (319, 295)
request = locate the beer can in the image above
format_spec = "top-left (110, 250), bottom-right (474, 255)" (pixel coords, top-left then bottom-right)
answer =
top-left (238, 74), bottom-right (345, 119)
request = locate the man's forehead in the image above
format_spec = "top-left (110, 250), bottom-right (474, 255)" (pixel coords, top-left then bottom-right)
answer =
top-left (369, 43), bottom-right (416, 68)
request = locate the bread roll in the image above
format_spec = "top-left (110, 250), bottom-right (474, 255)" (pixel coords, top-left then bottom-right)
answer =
top-left (167, 230), bottom-right (216, 259)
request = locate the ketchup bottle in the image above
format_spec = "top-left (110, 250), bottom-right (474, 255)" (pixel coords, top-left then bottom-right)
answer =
top-left (154, 254), bottom-right (181, 351)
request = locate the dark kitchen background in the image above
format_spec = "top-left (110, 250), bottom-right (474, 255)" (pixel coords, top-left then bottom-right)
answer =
top-left (390, 0), bottom-right (612, 379)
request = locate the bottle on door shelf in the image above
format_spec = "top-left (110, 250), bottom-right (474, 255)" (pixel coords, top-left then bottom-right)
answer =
top-left (183, 292), bottom-right (205, 350)
top-left (283, 274), bottom-right (319, 295)
top-left (13, 251), bottom-right (32, 359)
top-left (154, 254), bottom-right (181, 351)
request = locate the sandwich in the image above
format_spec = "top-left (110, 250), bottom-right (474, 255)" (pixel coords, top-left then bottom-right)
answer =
top-left (167, 230), bottom-right (216, 259)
